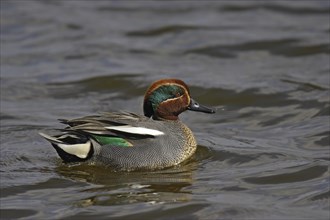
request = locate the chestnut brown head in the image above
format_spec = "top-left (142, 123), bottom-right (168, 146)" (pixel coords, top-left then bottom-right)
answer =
top-left (143, 79), bottom-right (215, 120)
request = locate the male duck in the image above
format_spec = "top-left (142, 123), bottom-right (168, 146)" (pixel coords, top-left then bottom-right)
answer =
top-left (40, 78), bottom-right (215, 171)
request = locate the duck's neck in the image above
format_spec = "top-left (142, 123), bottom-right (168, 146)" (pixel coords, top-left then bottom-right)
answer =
top-left (153, 115), bottom-right (179, 121)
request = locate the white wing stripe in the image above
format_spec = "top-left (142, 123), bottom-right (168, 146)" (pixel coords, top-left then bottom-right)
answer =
top-left (106, 126), bottom-right (164, 136)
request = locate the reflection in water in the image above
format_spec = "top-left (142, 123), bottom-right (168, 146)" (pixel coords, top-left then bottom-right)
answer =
top-left (54, 146), bottom-right (212, 207)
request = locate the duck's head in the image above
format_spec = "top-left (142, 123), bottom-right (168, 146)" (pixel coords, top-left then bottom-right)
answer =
top-left (143, 78), bottom-right (215, 120)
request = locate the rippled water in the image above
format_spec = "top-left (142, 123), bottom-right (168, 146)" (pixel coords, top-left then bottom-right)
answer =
top-left (1, 1), bottom-right (329, 219)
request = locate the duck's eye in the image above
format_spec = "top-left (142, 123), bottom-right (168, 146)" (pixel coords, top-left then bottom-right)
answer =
top-left (171, 92), bottom-right (181, 98)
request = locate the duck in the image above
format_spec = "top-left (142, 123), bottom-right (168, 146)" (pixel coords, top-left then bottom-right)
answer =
top-left (40, 78), bottom-right (215, 171)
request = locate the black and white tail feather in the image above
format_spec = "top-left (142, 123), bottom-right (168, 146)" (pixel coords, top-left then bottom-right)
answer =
top-left (39, 131), bottom-right (93, 162)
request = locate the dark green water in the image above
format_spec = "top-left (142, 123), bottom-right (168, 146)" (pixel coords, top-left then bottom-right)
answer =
top-left (1, 1), bottom-right (329, 219)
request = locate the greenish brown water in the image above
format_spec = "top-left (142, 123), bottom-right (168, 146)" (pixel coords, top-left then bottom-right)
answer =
top-left (1, 1), bottom-right (329, 219)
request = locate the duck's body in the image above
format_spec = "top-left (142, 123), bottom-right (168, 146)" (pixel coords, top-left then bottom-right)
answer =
top-left (40, 79), bottom-right (215, 171)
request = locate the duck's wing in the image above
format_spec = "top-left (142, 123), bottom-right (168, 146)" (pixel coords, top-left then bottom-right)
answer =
top-left (40, 112), bottom-right (165, 162)
top-left (61, 111), bottom-right (163, 138)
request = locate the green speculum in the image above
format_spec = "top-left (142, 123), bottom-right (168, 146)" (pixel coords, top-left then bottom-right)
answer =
top-left (92, 135), bottom-right (132, 147)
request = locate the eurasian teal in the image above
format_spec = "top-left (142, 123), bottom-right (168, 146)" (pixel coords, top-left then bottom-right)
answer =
top-left (40, 78), bottom-right (215, 171)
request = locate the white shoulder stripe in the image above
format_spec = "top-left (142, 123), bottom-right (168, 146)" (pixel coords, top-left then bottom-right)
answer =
top-left (106, 125), bottom-right (164, 136)
top-left (57, 141), bottom-right (91, 159)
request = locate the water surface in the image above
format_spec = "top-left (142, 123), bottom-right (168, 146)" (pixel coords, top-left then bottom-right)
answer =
top-left (1, 1), bottom-right (329, 219)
